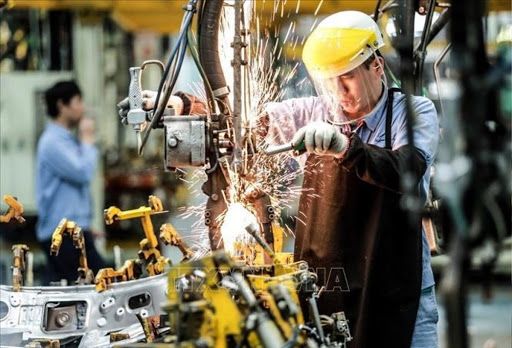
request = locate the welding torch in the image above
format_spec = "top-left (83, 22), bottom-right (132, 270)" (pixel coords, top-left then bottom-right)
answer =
top-left (264, 141), bottom-right (306, 156)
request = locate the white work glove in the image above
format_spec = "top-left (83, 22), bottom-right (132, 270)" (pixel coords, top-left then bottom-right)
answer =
top-left (117, 90), bottom-right (184, 125)
top-left (292, 121), bottom-right (349, 157)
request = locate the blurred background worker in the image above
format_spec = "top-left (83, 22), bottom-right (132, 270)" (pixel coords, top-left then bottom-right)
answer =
top-left (35, 80), bottom-right (106, 285)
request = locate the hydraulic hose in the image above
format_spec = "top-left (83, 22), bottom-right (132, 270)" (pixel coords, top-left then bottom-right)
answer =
top-left (199, 0), bottom-right (231, 116)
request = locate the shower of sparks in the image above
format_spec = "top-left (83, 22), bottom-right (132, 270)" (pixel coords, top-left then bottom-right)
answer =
top-left (177, 0), bottom-right (325, 260)
top-left (220, 202), bottom-right (258, 255)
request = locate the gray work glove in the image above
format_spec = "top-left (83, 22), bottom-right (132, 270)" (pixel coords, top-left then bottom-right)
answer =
top-left (117, 90), bottom-right (184, 125)
top-left (292, 121), bottom-right (349, 157)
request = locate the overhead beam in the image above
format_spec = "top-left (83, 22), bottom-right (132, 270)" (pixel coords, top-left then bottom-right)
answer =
top-left (12, 0), bottom-right (512, 34)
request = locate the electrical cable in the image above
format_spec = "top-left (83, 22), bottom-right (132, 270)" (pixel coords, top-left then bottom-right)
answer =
top-left (138, 0), bottom-right (197, 154)
top-left (372, 0), bottom-right (383, 22)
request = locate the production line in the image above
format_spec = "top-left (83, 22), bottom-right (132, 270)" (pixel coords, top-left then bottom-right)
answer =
top-left (0, 0), bottom-right (510, 348)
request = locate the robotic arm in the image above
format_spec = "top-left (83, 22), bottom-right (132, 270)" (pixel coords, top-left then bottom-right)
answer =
top-left (0, 195), bottom-right (25, 223)
top-left (50, 219), bottom-right (94, 285)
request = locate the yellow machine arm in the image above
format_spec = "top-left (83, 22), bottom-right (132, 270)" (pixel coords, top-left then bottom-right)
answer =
top-left (50, 219), bottom-right (94, 285)
top-left (0, 195), bottom-right (25, 223)
top-left (104, 195), bottom-right (170, 276)
top-left (104, 195), bottom-right (163, 250)
top-left (11, 244), bottom-right (29, 292)
top-left (94, 259), bottom-right (143, 292)
top-left (159, 251), bottom-right (312, 348)
top-left (159, 223), bottom-right (195, 261)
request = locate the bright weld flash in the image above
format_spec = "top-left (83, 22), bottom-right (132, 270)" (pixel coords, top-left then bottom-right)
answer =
top-left (220, 203), bottom-right (259, 255)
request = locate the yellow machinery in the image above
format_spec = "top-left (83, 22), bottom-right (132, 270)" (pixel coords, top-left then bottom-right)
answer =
top-left (1, 195), bottom-right (29, 291)
top-left (11, 244), bottom-right (29, 292)
top-left (95, 195), bottom-right (192, 292)
top-left (94, 259), bottom-right (143, 292)
top-left (104, 195), bottom-right (170, 277)
top-left (159, 223), bottom-right (195, 261)
top-left (1, 195), bottom-right (26, 223)
top-left (122, 250), bottom-right (352, 348)
top-left (50, 219), bottom-right (95, 285)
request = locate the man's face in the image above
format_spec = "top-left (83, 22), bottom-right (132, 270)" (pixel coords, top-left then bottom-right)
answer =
top-left (324, 57), bottom-right (384, 118)
top-left (59, 95), bottom-right (85, 126)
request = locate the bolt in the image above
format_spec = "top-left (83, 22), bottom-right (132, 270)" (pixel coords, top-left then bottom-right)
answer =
top-left (56, 312), bottom-right (70, 327)
top-left (204, 211), bottom-right (211, 218)
top-left (205, 218), bottom-right (211, 226)
top-left (168, 137), bottom-right (178, 148)
top-left (211, 194), bottom-right (219, 201)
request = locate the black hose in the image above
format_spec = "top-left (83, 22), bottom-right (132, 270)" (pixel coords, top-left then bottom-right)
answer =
top-left (138, 2), bottom-right (196, 153)
top-left (426, 8), bottom-right (451, 46)
top-left (372, 0), bottom-right (383, 22)
top-left (199, 0), bottom-right (231, 115)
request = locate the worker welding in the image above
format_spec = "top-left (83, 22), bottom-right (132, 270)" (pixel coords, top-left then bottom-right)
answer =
top-left (0, 0), bottom-right (510, 348)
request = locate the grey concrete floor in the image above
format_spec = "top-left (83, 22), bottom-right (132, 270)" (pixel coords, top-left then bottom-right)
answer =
top-left (437, 285), bottom-right (512, 348)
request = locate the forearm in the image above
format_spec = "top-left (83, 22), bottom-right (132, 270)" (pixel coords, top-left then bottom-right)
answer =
top-left (338, 133), bottom-right (427, 193)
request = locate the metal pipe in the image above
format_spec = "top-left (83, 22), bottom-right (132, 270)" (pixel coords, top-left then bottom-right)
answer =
top-left (231, 0), bottom-right (244, 172)
top-left (427, 8), bottom-right (451, 46)
top-left (415, 0), bottom-right (437, 95)
top-left (433, 43), bottom-right (451, 119)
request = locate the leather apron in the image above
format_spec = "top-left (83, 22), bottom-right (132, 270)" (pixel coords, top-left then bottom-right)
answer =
top-left (294, 89), bottom-right (423, 348)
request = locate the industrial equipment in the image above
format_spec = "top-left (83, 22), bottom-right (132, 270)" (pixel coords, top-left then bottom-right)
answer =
top-left (11, 244), bottom-right (29, 292)
top-left (50, 219), bottom-right (94, 285)
top-left (122, 250), bottom-right (352, 348)
top-left (94, 259), bottom-right (143, 292)
top-left (0, 195), bottom-right (170, 347)
top-left (1, 195), bottom-right (26, 223)
top-left (159, 223), bottom-right (195, 261)
top-left (103, 195), bottom-right (171, 277)
top-left (0, 273), bottom-right (169, 347)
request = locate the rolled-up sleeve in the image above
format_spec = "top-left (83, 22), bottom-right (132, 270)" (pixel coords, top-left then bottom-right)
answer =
top-left (264, 96), bottom-right (325, 144)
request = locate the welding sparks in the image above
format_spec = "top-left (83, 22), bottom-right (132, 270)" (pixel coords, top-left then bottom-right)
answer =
top-left (176, 0), bottom-right (326, 260)
top-left (220, 202), bottom-right (258, 255)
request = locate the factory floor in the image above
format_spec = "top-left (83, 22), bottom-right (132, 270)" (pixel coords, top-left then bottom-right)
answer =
top-left (437, 285), bottom-right (512, 348)
top-left (437, 284), bottom-right (512, 348)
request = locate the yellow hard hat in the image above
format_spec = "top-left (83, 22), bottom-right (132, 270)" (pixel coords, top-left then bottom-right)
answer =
top-left (303, 11), bottom-right (385, 79)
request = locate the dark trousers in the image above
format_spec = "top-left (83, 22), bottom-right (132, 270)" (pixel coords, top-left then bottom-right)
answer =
top-left (40, 230), bottom-right (107, 285)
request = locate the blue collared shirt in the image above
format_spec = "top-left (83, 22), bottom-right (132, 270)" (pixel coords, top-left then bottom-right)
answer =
top-left (266, 86), bottom-right (440, 289)
top-left (35, 122), bottom-right (98, 241)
